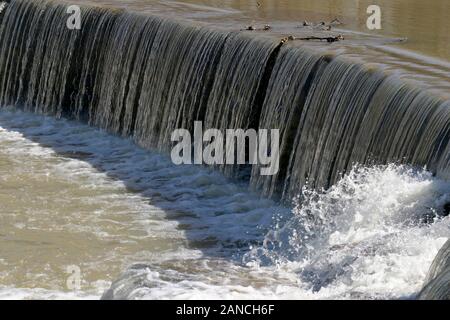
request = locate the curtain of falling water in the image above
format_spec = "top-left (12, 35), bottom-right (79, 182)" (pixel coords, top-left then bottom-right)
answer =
top-left (203, 33), bottom-right (279, 178)
top-left (252, 51), bottom-right (450, 201)
top-left (131, 20), bottom-right (228, 151)
top-left (0, 0), bottom-right (449, 203)
top-left (283, 60), bottom-right (387, 199)
top-left (250, 47), bottom-right (330, 198)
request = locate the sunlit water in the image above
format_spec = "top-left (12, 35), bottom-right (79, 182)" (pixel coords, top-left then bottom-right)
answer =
top-left (0, 109), bottom-right (449, 299)
top-left (68, 0), bottom-right (450, 98)
top-left (78, 0), bottom-right (450, 63)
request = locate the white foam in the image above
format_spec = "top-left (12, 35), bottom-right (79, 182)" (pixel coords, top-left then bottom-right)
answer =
top-left (126, 166), bottom-right (450, 300)
top-left (0, 286), bottom-right (100, 300)
top-left (243, 165), bottom-right (450, 299)
top-left (0, 109), bottom-right (449, 300)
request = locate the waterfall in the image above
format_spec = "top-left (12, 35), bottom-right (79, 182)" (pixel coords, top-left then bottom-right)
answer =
top-left (0, 0), bottom-right (449, 202)
top-left (252, 50), bottom-right (450, 200)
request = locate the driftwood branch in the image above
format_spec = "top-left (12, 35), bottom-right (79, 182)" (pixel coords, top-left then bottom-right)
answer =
top-left (288, 34), bottom-right (344, 43)
top-left (300, 18), bottom-right (343, 30)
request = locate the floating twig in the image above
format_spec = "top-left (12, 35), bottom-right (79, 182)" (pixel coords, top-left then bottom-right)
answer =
top-left (289, 34), bottom-right (345, 43)
top-left (241, 24), bottom-right (272, 31)
top-left (330, 18), bottom-right (343, 26)
top-left (299, 18), bottom-right (344, 31)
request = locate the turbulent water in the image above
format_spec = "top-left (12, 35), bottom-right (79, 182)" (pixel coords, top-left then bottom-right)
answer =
top-left (0, 0), bottom-right (450, 299)
top-left (0, 109), bottom-right (449, 299)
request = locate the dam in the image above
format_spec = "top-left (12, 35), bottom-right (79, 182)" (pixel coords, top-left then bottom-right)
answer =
top-left (0, 0), bottom-right (449, 299)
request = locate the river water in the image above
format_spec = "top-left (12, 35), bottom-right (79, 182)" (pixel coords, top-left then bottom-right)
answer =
top-left (77, 0), bottom-right (450, 63)
top-left (1, 0), bottom-right (450, 300)
top-left (0, 109), bottom-right (449, 299)
top-left (72, 0), bottom-right (450, 97)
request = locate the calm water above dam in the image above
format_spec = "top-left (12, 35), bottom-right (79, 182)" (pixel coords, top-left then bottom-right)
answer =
top-left (80, 0), bottom-right (450, 62)
top-left (73, 0), bottom-right (450, 97)
top-left (0, 0), bottom-right (450, 300)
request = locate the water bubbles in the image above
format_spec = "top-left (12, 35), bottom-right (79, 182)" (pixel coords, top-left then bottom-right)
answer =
top-left (244, 164), bottom-right (450, 297)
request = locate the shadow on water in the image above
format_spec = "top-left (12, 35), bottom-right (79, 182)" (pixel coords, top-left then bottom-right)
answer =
top-left (0, 109), bottom-right (288, 265)
top-left (2, 109), bottom-right (449, 300)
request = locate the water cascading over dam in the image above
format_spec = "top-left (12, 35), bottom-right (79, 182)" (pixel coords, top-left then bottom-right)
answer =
top-left (1, 0), bottom-right (450, 300)
top-left (0, 0), bottom-right (449, 203)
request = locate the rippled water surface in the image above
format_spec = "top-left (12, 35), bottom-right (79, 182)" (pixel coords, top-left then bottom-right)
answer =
top-left (74, 0), bottom-right (450, 62)
top-left (0, 109), bottom-right (449, 299)
top-left (66, 0), bottom-right (450, 98)
top-left (1, 0), bottom-right (450, 300)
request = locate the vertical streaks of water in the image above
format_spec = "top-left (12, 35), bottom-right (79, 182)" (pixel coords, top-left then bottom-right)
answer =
top-left (250, 46), bottom-right (327, 198)
top-left (204, 33), bottom-right (279, 178)
top-left (133, 21), bottom-right (229, 151)
top-left (0, 0), bottom-right (449, 202)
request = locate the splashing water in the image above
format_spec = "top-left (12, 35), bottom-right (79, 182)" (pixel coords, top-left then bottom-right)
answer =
top-left (0, 0), bottom-right (449, 300)
top-left (0, 109), bottom-right (448, 299)
top-left (243, 165), bottom-right (450, 299)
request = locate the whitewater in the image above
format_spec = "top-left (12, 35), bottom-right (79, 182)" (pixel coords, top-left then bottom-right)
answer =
top-left (0, 108), bottom-right (448, 300)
